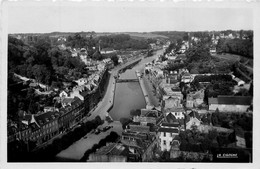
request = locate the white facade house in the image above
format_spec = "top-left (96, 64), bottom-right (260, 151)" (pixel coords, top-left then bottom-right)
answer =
top-left (59, 90), bottom-right (69, 98)
top-left (75, 78), bottom-right (88, 86)
top-left (118, 56), bottom-right (123, 64)
top-left (100, 48), bottom-right (115, 54)
top-left (234, 77), bottom-right (245, 86)
top-left (165, 111), bottom-right (185, 120)
top-left (158, 126), bottom-right (179, 151)
top-left (210, 48), bottom-right (217, 55)
top-left (186, 117), bottom-right (201, 130)
top-left (151, 68), bottom-right (164, 78)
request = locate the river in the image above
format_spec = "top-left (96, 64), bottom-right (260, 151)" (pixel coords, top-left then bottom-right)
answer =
top-left (109, 49), bottom-right (163, 120)
top-left (56, 49), bottom-right (164, 161)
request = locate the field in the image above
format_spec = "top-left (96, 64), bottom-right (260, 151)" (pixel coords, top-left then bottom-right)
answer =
top-left (124, 32), bottom-right (169, 39)
top-left (213, 53), bottom-right (253, 72)
top-left (213, 53), bottom-right (241, 64)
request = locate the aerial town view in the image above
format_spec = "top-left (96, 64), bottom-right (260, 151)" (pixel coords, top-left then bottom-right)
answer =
top-left (6, 2), bottom-right (254, 164)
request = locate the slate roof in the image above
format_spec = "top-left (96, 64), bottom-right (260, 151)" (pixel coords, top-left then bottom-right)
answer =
top-left (182, 72), bottom-right (191, 77)
top-left (158, 127), bottom-right (179, 133)
top-left (208, 96), bottom-right (252, 105)
top-left (34, 111), bottom-right (60, 126)
top-left (129, 125), bottom-right (150, 133)
top-left (166, 113), bottom-right (177, 123)
top-left (79, 90), bottom-right (89, 97)
top-left (208, 97), bottom-right (218, 104)
top-left (161, 122), bottom-right (179, 128)
top-left (71, 96), bottom-right (83, 106)
top-left (140, 109), bottom-right (158, 117)
top-left (218, 95), bottom-right (252, 105)
top-left (94, 143), bottom-right (128, 156)
top-left (188, 111), bottom-right (200, 119)
top-left (61, 98), bottom-right (74, 104)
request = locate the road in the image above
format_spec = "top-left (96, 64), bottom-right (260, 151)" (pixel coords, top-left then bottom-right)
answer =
top-left (56, 121), bottom-right (122, 161)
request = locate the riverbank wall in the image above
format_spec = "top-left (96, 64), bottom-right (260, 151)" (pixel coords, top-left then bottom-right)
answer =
top-left (136, 71), bottom-right (153, 109)
top-left (106, 75), bottom-right (116, 114)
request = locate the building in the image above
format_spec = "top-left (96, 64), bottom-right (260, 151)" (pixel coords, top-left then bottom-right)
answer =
top-left (100, 48), bottom-right (116, 54)
top-left (88, 143), bottom-right (130, 162)
top-left (118, 55), bottom-right (124, 64)
top-left (121, 131), bottom-right (157, 161)
top-left (133, 116), bottom-right (157, 125)
top-left (233, 77), bottom-right (245, 86)
top-left (162, 95), bottom-right (183, 111)
top-left (208, 95), bottom-right (252, 113)
top-left (33, 111), bottom-right (60, 145)
top-left (132, 108), bottom-right (158, 125)
top-left (59, 90), bottom-right (70, 98)
top-left (186, 89), bottom-right (205, 108)
top-left (103, 58), bottom-right (114, 70)
top-left (74, 78), bottom-right (88, 86)
top-left (58, 97), bottom-right (84, 132)
top-left (181, 72), bottom-right (193, 83)
top-left (210, 48), bottom-right (217, 55)
top-left (61, 97), bottom-right (74, 108)
top-left (185, 110), bottom-right (201, 130)
top-left (158, 123), bottom-right (180, 151)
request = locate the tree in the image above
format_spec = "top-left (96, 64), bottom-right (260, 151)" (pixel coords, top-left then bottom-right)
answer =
top-left (32, 64), bottom-right (51, 85)
top-left (164, 62), bottom-right (185, 72)
top-left (186, 43), bottom-right (211, 63)
top-left (92, 51), bottom-right (104, 61)
top-left (111, 54), bottom-right (119, 66)
top-left (120, 118), bottom-right (132, 129)
top-left (130, 109), bottom-right (141, 117)
top-left (208, 129), bottom-right (218, 140)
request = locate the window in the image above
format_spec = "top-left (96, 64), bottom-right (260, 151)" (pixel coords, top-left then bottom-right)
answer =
top-left (163, 140), bottom-right (166, 145)
top-left (163, 132), bottom-right (166, 137)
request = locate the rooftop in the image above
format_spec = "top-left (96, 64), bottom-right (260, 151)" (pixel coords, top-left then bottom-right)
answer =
top-left (129, 125), bottom-right (150, 133)
top-left (158, 127), bottom-right (179, 133)
top-left (208, 96), bottom-right (252, 105)
top-left (94, 143), bottom-right (128, 156)
top-left (161, 122), bottom-right (179, 128)
top-left (34, 111), bottom-right (60, 126)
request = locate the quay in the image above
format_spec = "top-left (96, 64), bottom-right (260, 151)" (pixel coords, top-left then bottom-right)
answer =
top-left (135, 70), bottom-right (154, 109)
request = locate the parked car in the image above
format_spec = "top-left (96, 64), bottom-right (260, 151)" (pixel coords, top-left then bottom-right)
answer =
top-left (94, 128), bottom-right (101, 135)
top-left (87, 113), bottom-right (91, 117)
top-left (102, 126), bottom-right (113, 132)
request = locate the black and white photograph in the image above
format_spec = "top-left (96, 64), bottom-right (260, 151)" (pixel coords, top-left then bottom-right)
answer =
top-left (1, 0), bottom-right (259, 167)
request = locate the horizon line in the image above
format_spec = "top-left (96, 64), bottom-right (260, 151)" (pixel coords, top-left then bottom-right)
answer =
top-left (9, 29), bottom-right (254, 35)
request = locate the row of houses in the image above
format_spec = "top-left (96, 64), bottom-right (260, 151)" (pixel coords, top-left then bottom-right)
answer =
top-left (8, 62), bottom-right (109, 150)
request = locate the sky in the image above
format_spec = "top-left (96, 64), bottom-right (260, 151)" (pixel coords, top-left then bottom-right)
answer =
top-left (6, 1), bottom-right (254, 33)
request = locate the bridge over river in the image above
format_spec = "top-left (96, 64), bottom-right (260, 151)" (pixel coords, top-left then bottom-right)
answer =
top-left (116, 79), bottom-right (139, 83)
